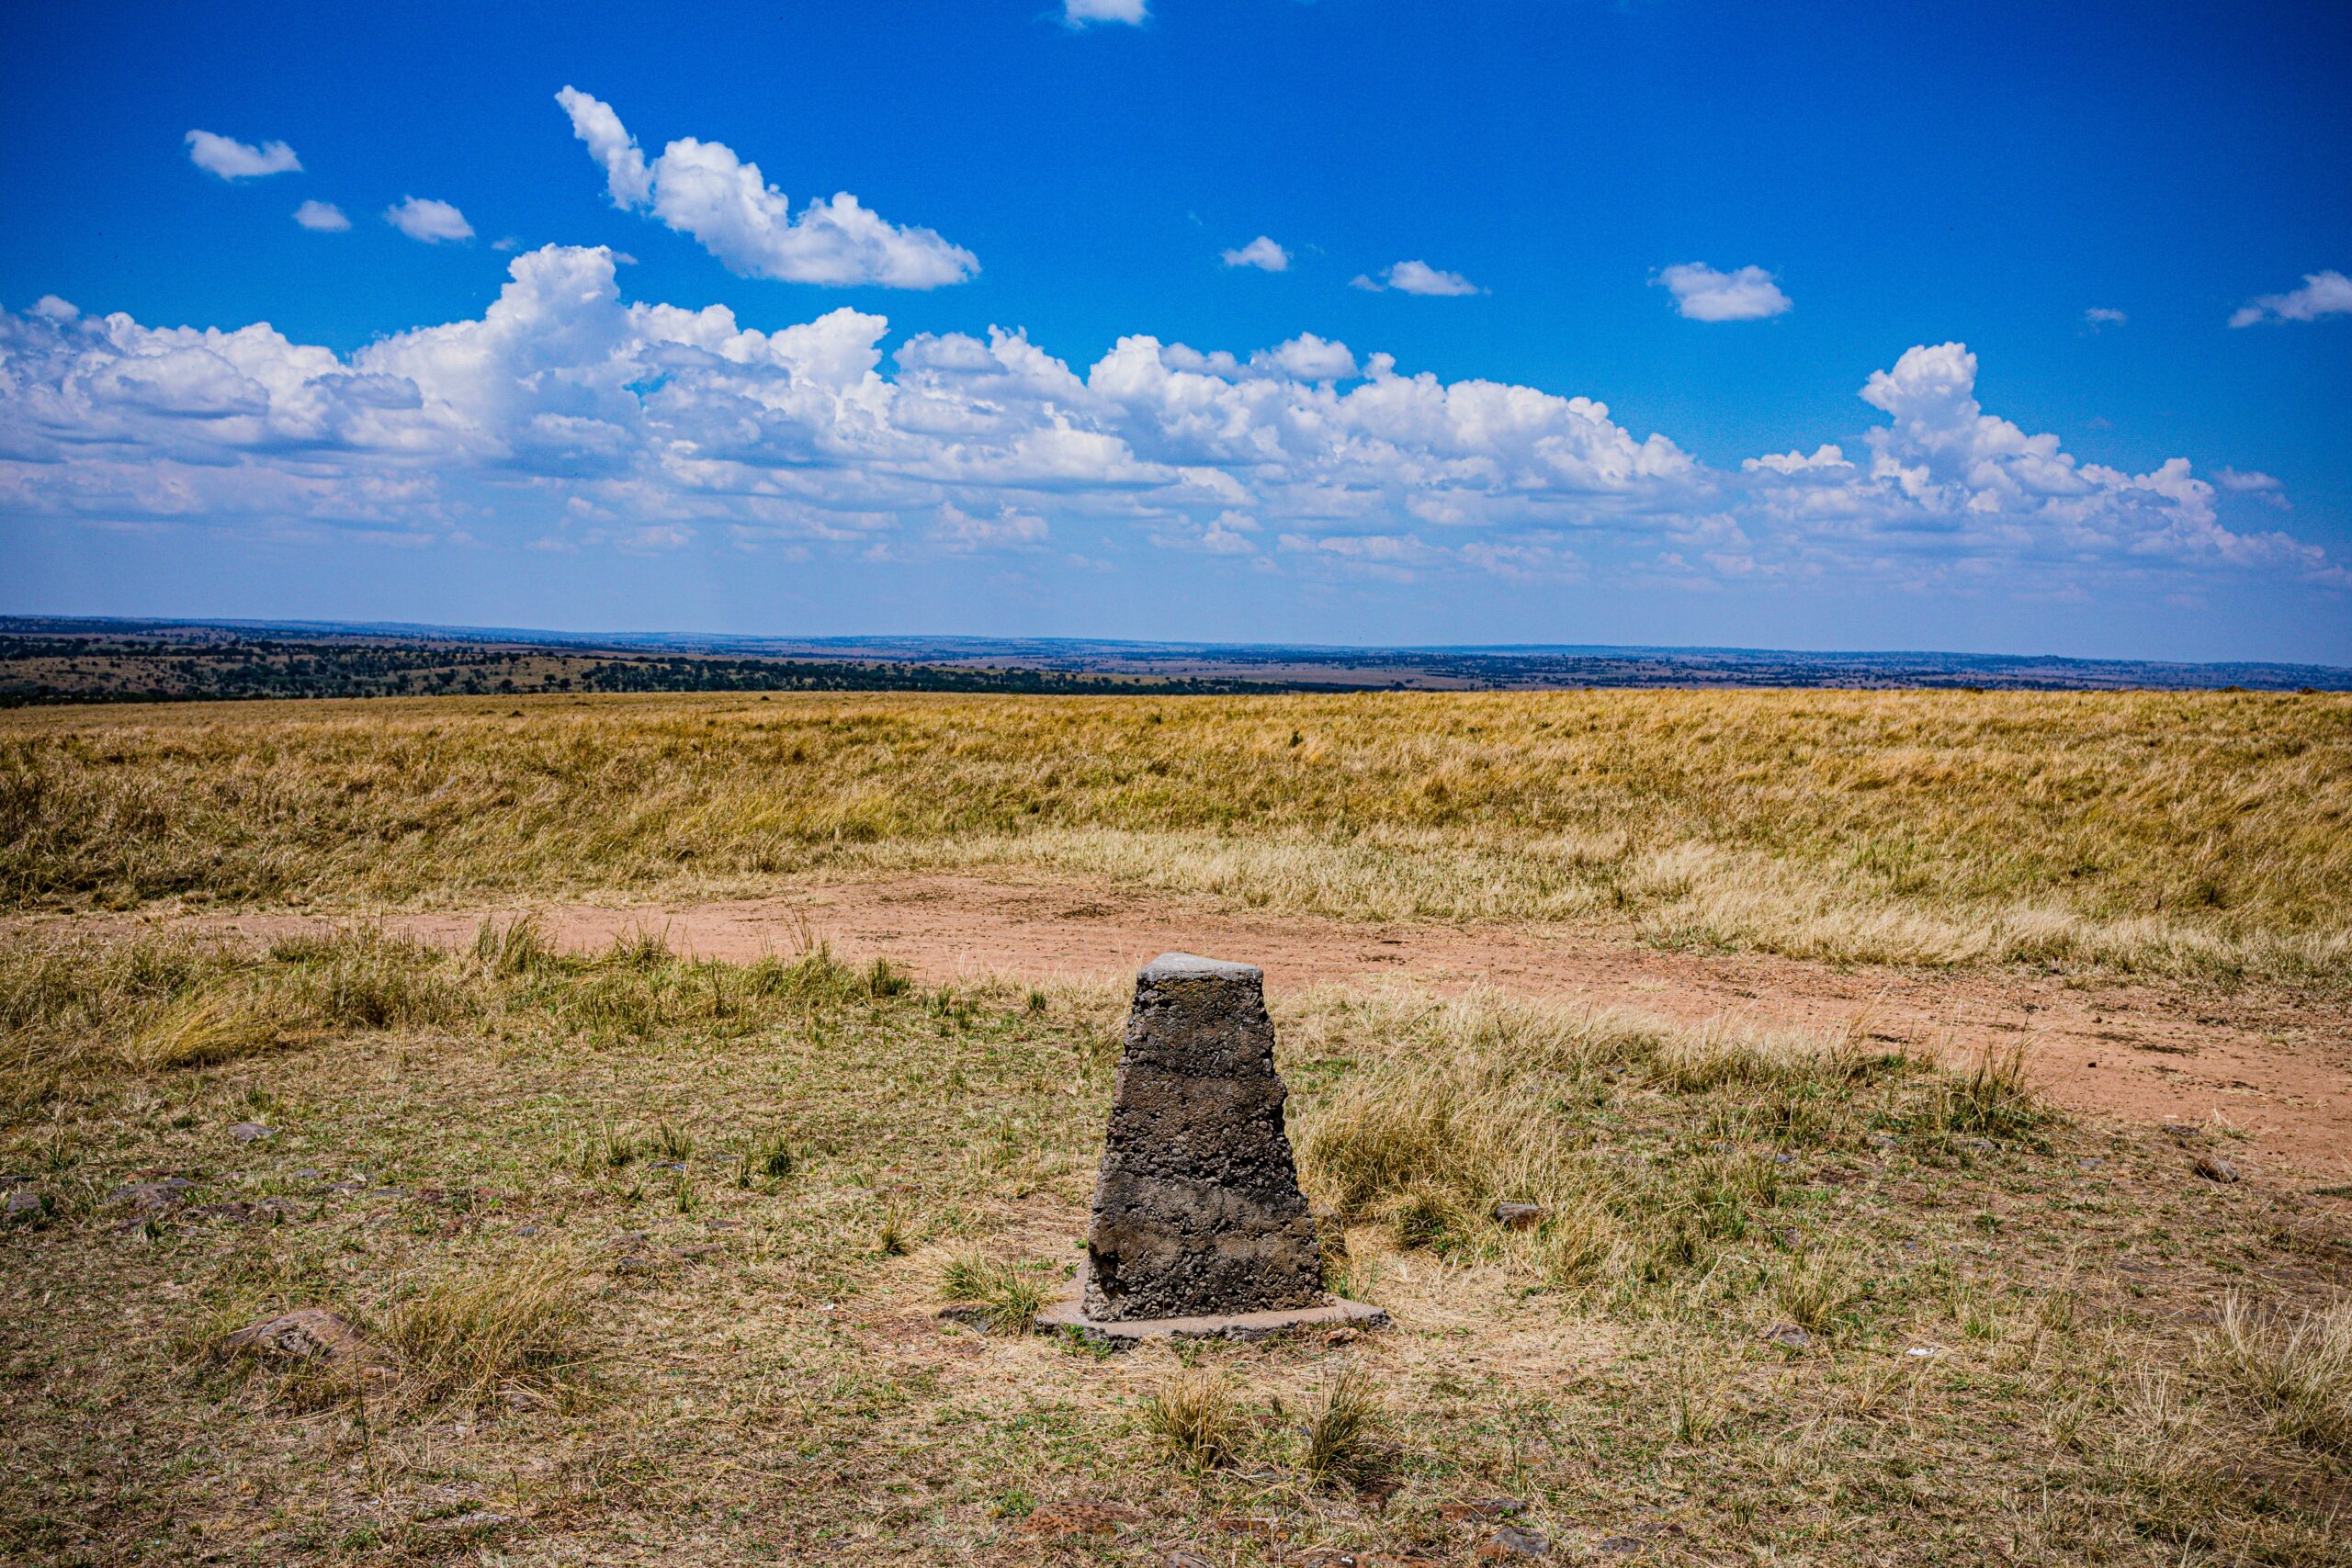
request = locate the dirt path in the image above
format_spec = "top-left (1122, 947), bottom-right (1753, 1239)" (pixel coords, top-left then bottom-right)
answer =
top-left (31, 871), bottom-right (2352, 1181)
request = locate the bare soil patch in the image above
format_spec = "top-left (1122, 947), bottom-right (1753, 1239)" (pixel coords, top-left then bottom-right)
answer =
top-left (51, 869), bottom-right (2352, 1182)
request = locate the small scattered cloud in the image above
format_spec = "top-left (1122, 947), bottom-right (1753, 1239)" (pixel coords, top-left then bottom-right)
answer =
top-left (1201, 511), bottom-right (1258, 553)
top-left (1063, 0), bottom-right (1147, 26)
top-left (2084, 306), bottom-right (2127, 330)
top-left (492, 236), bottom-right (523, 253)
top-left (31, 295), bottom-right (77, 321)
top-left (384, 197), bottom-right (473, 243)
top-left (1220, 235), bottom-right (1289, 272)
top-left (1352, 259), bottom-right (1480, 297)
top-left (933, 502), bottom-right (1048, 551)
top-left (2216, 468), bottom-right (2290, 509)
top-left (1261, 333), bottom-right (1355, 381)
top-left (185, 130), bottom-right (300, 180)
top-left (293, 200), bottom-right (350, 232)
top-left (555, 86), bottom-right (977, 288)
top-left (1654, 263), bottom-right (1792, 321)
top-left (2229, 269), bottom-right (2352, 327)
top-left (622, 524), bottom-right (694, 552)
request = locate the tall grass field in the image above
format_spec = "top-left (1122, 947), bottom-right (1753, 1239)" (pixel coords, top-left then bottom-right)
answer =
top-left (5, 688), bottom-right (2347, 981)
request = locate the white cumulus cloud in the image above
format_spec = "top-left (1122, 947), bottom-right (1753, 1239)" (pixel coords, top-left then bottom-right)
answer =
top-left (1352, 260), bottom-right (1480, 297)
top-left (1654, 263), bottom-right (1792, 322)
top-left (185, 130), bottom-right (300, 180)
top-left (294, 200), bottom-right (350, 232)
top-left (2229, 269), bottom-right (2352, 327)
top-left (1064, 0), bottom-right (1147, 25)
top-left (1221, 236), bottom-right (1289, 272)
top-left (2084, 307), bottom-right (2127, 330)
top-left (385, 197), bottom-right (473, 243)
top-left (0, 251), bottom-right (2325, 598)
top-left (556, 87), bottom-right (977, 289)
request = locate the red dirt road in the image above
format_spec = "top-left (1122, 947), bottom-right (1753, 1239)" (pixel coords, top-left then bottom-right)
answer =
top-left (41, 871), bottom-right (2352, 1182)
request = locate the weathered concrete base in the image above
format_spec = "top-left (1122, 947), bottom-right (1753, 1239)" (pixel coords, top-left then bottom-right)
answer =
top-left (1037, 1286), bottom-right (1387, 1347)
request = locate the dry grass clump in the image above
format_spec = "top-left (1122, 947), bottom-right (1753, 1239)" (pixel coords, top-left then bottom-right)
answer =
top-left (1137, 1366), bottom-right (1391, 1492)
top-left (471, 913), bottom-right (555, 976)
top-left (122, 990), bottom-right (295, 1071)
top-left (378, 1255), bottom-right (589, 1410)
top-left (6, 688), bottom-right (2347, 981)
top-left (273, 925), bottom-right (469, 1031)
top-left (1293, 1368), bottom-right (1391, 1492)
top-left (1139, 1370), bottom-right (1245, 1472)
top-left (2205, 1292), bottom-right (2352, 1454)
top-left (1769, 1247), bottom-right (1863, 1337)
top-left (935, 1250), bottom-right (1048, 1336)
top-left (1909, 1044), bottom-right (2046, 1142)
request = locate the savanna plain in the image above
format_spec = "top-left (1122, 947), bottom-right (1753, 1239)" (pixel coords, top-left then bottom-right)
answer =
top-left (2, 689), bottom-right (2349, 1565)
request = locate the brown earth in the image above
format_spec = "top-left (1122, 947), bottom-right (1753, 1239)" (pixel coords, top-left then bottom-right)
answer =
top-left (28, 870), bottom-right (2352, 1183)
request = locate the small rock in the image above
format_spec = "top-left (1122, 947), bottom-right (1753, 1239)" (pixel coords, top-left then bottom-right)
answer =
top-left (106, 1178), bottom-right (194, 1213)
top-left (2194, 1154), bottom-right (2240, 1183)
top-left (1439, 1498), bottom-right (1527, 1522)
top-left (2077, 1157), bottom-right (2107, 1170)
top-left (1866, 1133), bottom-right (1899, 1150)
top-left (1167, 1554), bottom-right (1217, 1568)
top-left (4, 1190), bottom-right (47, 1222)
top-left (1961, 1137), bottom-right (1996, 1154)
top-left (1596, 1538), bottom-right (1651, 1557)
top-left (1476, 1525), bottom-right (1552, 1559)
top-left (1494, 1202), bottom-right (1544, 1231)
top-left (2162, 1123), bottom-right (2201, 1142)
top-left (1762, 1323), bottom-right (1813, 1351)
top-left (1904, 1344), bottom-right (1946, 1359)
top-left (227, 1122), bottom-right (275, 1144)
top-left (222, 1307), bottom-right (368, 1363)
top-left (292, 1168), bottom-right (322, 1181)
top-left (514, 1224), bottom-right (541, 1237)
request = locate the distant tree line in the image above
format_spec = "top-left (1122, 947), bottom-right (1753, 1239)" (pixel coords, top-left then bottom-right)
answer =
top-left (0, 636), bottom-right (1325, 705)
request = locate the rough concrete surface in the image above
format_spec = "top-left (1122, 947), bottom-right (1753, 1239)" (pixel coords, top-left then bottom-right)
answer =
top-left (1081, 953), bottom-right (1326, 1321)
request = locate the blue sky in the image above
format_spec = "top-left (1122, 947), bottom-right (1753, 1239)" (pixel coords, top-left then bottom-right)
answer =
top-left (3, 0), bottom-right (2348, 661)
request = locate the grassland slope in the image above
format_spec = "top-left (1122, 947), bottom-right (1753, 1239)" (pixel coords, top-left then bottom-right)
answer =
top-left (4, 689), bottom-right (2346, 982)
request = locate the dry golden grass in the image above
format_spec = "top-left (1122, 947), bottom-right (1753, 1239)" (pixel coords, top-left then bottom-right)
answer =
top-left (377, 1254), bottom-right (590, 1411)
top-left (2207, 1292), bottom-right (2352, 1454)
top-left (4, 688), bottom-right (2348, 982)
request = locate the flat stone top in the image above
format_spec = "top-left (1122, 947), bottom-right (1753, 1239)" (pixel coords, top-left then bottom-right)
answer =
top-left (1141, 952), bottom-right (1263, 984)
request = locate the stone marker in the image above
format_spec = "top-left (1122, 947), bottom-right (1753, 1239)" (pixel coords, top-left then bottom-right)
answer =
top-left (1041, 953), bottom-right (1385, 1341)
top-left (1084, 953), bottom-right (1322, 1319)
